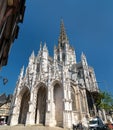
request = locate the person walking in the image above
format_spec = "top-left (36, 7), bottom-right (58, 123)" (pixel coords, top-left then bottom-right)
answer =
top-left (77, 121), bottom-right (83, 130)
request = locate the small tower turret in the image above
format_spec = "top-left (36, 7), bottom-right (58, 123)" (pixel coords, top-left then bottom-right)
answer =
top-left (81, 52), bottom-right (88, 67)
top-left (27, 51), bottom-right (36, 77)
top-left (54, 44), bottom-right (57, 61)
top-left (16, 66), bottom-right (24, 91)
top-left (37, 42), bottom-right (42, 55)
top-left (18, 66), bottom-right (24, 81)
top-left (81, 52), bottom-right (90, 90)
top-left (29, 51), bottom-right (35, 65)
top-left (41, 42), bottom-right (48, 72)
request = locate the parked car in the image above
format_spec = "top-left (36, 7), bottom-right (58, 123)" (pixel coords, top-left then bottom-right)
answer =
top-left (88, 116), bottom-right (108, 130)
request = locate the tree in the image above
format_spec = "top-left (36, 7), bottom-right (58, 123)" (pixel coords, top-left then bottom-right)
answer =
top-left (95, 91), bottom-right (113, 111)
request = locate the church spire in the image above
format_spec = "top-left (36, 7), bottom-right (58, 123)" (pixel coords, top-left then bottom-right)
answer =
top-left (58, 19), bottom-right (68, 45)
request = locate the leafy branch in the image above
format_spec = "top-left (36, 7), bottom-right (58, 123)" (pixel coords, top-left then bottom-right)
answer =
top-left (95, 91), bottom-right (113, 111)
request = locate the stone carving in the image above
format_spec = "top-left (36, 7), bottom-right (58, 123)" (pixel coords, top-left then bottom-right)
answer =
top-left (9, 21), bottom-right (100, 128)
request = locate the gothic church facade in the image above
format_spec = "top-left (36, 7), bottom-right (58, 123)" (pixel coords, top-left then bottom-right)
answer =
top-left (9, 21), bottom-right (99, 128)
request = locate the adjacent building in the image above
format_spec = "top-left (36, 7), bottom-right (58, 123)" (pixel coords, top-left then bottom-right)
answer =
top-left (0, 0), bottom-right (26, 69)
top-left (0, 93), bottom-right (12, 125)
top-left (9, 21), bottom-right (102, 128)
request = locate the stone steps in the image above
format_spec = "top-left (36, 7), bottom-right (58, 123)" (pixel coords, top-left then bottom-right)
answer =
top-left (0, 125), bottom-right (70, 130)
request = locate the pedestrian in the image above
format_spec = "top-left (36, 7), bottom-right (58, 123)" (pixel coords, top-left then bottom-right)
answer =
top-left (77, 121), bottom-right (83, 130)
top-left (73, 124), bottom-right (77, 130)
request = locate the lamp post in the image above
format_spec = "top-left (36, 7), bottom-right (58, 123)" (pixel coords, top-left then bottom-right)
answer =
top-left (0, 76), bottom-right (8, 87)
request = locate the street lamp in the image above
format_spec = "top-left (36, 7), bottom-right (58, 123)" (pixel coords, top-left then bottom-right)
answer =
top-left (0, 76), bottom-right (8, 86)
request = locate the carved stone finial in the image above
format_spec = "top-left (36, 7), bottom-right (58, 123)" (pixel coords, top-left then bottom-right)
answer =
top-left (81, 52), bottom-right (86, 59)
top-left (18, 66), bottom-right (24, 82)
top-left (40, 41), bottom-right (42, 51)
top-left (43, 42), bottom-right (48, 51)
top-left (29, 51), bottom-right (35, 61)
top-left (81, 52), bottom-right (88, 67)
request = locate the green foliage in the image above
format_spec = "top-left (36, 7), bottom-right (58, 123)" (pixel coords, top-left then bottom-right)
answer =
top-left (95, 91), bottom-right (113, 111)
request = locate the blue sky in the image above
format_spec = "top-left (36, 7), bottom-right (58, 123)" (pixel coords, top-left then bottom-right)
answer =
top-left (0, 0), bottom-right (113, 95)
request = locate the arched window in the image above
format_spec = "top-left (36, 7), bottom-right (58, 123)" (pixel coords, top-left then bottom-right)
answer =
top-left (71, 86), bottom-right (76, 111)
top-left (37, 63), bottom-right (40, 72)
top-left (18, 89), bottom-right (30, 124)
top-left (62, 53), bottom-right (65, 62)
top-left (57, 55), bottom-right (60, 61)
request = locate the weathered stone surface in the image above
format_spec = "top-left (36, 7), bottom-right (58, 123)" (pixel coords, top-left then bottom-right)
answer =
top-left (9, 21), bottom-right (100, 129)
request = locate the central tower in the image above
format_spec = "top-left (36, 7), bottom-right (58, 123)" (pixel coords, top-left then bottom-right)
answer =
top-left (54, 20), bottom-right (76, 66)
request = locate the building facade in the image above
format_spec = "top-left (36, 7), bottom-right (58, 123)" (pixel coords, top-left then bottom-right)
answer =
top-left (0, 94), bottom-right (12, 125)
top-left (0, 0), bottom-right (26, 69)
top-left (9, 21), bottom-right (100, 128)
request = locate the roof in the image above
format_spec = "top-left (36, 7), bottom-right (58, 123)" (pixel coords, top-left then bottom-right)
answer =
top-left (0, 93), bottom-right (13, 107)
top-left (0, 93), bottom-right (7, 106)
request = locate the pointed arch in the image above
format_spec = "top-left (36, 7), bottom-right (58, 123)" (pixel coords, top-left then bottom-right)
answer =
top-left (33, 82), bottom-right (47, 125)
top-left (79, 90), bottom-right (85, 112)
top-left (18, 85), bottom-right (30, 97)
top-left (86, 90), bottom-right (95, 116)
top-left (52, 80), bottom-right (62, 88)
top-left (18, 86), bottom-right (30, 124)
top-left (71, 86), bottom-right (76, 111)
top-left (33, 82), bottom-right (47, 93)
top-left (53, 81), bottom-right (63, 127)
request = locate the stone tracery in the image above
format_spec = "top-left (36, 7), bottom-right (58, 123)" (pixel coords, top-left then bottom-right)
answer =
top-left (9, 21), bottom-right (100, 128)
